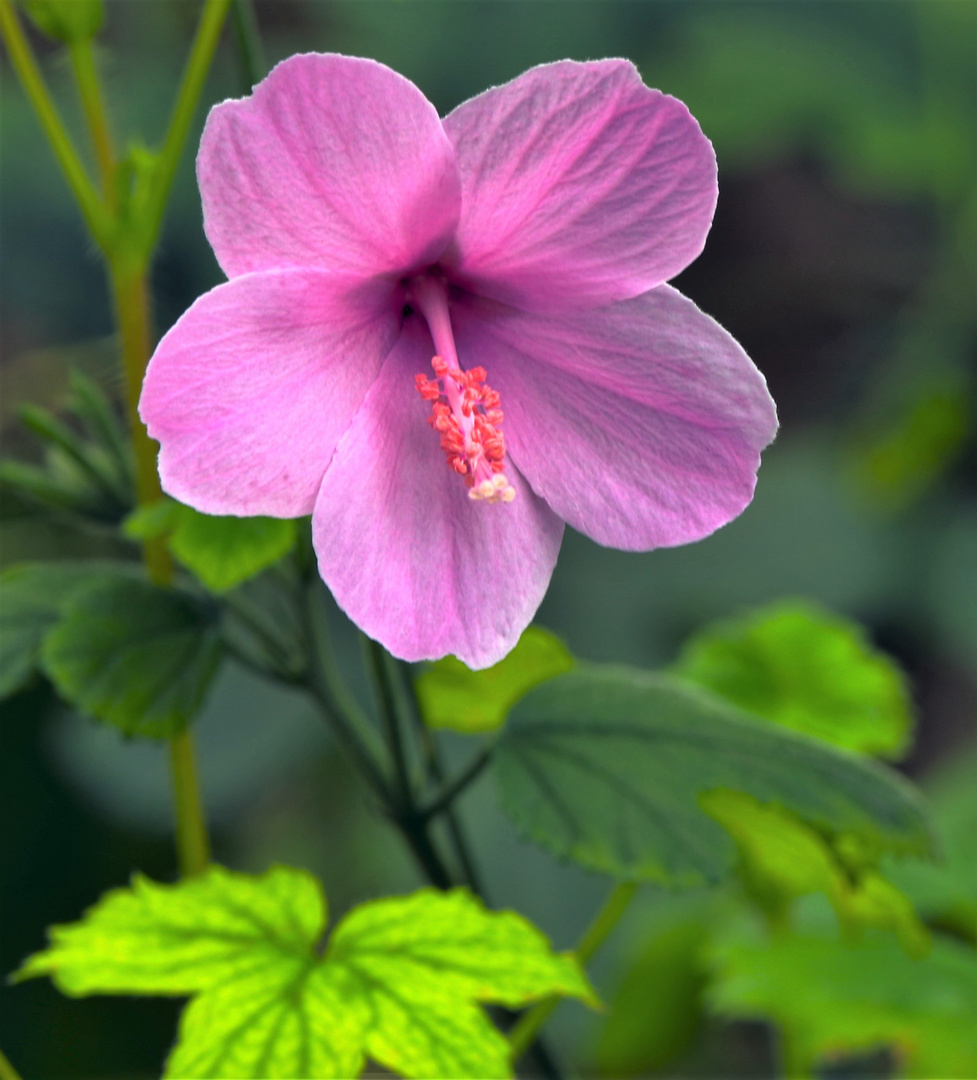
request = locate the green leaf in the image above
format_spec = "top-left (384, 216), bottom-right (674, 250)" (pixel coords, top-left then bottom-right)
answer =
top-left (0, 561), bottom-right (142, 699)
top-left (886, 741), bottom-right (977, 944)
top-left (40, 577), bottom-right (221, 736)
top-left (19, 403), bottom-right (129, 508)
top-left (416, 625), bottom-right (575, 733)
top-left (125, 499), bottom-right (298, 593)
top-left (66, 369), bottom-right (133, 493)
top-left (702, 790), bottom-right (929, 955)
top-left (673, 601), bottom-right (912, 758)
top-left (16, 865), bottom-right (594, 1079)
top-left (595, 920), bottom-right (708, 1077)
top-left (707, 926), bottom-right (977, 1078)
top-left (19, 0), bottom-right (103, 42)
top-left (492, 668), bottom-right (933, 887)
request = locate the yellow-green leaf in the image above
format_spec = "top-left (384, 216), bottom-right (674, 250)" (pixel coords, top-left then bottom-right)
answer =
top-left (16, 866), bottom-right (594, 1079)
top-left (702, 790), bottom-right (929, 955)
top-left (708, 927), bottom-right (977, 1078)
top-left (125, 498), bottom-right (297, 593)
top-left (417, 625), bottom-right (575, 733)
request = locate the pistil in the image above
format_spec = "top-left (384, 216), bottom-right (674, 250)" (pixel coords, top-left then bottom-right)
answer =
top-left (410, 275), bottom-right (515, 503)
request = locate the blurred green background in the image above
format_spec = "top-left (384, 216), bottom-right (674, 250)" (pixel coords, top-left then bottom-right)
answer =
top-left (2, 1), bottom-right (975, 1077)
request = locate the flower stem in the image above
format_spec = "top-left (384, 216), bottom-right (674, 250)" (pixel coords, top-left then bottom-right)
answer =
top-left (420, 746), bottom-right (491, 821)
top-left (509, 882), bottom-right (638, 1063)
top-left (0, 0), bottom-right (110, 246)
top-left (301, 581), bottom-right (393, 803)
top-left (230, 0), bottom-right (265, 89)
top-left (107, 254), bottom-right (211, 877)
top-left (401, 666), bottom-right (488, 896)
top-left (361, 637), bottom-right (460, 889)
top-left (142, 0), bottom-right (232, 254)
top-left (0, 1047), bottom-right (23, 1080)
top-left (169, 729), bottom-right (210, 876)
top-left (364, 638), bottom-right (414, 806)
top-left (68, 37), bottom-right (115, 204)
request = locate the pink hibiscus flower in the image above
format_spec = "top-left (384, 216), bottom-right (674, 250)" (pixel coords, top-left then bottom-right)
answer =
top-left (140, 53), bottom-right (777, 669)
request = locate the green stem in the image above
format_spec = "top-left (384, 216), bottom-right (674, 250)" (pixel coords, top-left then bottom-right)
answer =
top-left (0, 0), bottom-right (110, 245)
top-left (169, 729), bottom-right (211, 876)
top-left (509, 882), bottom-right (638, 1063)
top-left (107, 255), bottom-right (211, 877)
top-left (777, 1022), bottom-right (815, 1079)
top-left (359, 639), bottom-right (462, 889)
top-left (364, 638), bottom-right (413, 807)
top-left (420, 746), bottom-right (491, 821)
top-left (0, 1047), bottom-right (23, 1080)
top-left (231, 0), bottom-right (265, 89)
top-left (142, 0), bottom-right (232, 253)
top-left (69, 36), bottom-right (115, 204)
top-left (301, 582), bottom-right (393, 803)
top-left (402, 667), bottom-right (487, 896)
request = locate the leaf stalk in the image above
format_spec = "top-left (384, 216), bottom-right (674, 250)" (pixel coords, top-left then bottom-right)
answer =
top-left (509, 881), bottom-right (638, 1063)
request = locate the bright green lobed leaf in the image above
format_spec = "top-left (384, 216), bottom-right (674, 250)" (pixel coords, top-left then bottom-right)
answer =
top-left (0, 561), bottom-right (142, 700)
top-left (16, 867), bottom-right (594, 1079)
top-left (492, 668), bottom-right (933, 887)
top-left (14, 864), bottom-right (325, 994)
top-left (707, 926), bottom-right (977, 1078)
top-left (416, 625), bottom-right (575, 733)
top-left (40, 576), bottom-right (221, 736)
top-left (673, 601), bottom-right (912, 758)
top-left (125, 499), bottom-right (298, 593)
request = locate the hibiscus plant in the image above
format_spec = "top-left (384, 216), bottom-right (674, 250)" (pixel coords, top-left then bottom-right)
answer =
top-left (1, 2), bottom-right (965, 1079)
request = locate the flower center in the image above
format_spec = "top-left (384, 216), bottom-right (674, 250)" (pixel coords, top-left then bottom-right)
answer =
top-left (409, 275), bottom-right (515, 504)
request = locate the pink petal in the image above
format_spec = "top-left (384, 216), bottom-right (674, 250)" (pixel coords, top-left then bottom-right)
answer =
top-left (140, 269), bottom-right (401, 517)
top-left (442, 60), bottom-right (717, 313)
top-left (198, 53), bottom-right (461, 279)
top-left (452, 285), bottom-right (778, 549)
top-left (313, 319), bottom-right (564, 669)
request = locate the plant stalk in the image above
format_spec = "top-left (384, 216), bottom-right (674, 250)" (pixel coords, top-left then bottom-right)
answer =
top-left (169, 729), bottom-right (211, 876)
top-left (509, 882), bottom-right (638, 1063)
top-left (142, 0), bottom-right (233, 253)
top-left (0, 0), bottom-right (110, 245)
top-left (230, 0), bottom-right (265, 89)
top-left (68, 37), bottom-right (115, 204)
top-left (107, 256), bottom-right (211, 876)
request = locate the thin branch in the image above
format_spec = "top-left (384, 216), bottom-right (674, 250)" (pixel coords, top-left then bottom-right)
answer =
top-left (141, 0), bottom-right (232, 253)
top-left (420, 747), bottom-right (492, 821)
top-left (509, 882), bottom-right (638, 1064)
top-left (0, 0), bottom-right (110, 245)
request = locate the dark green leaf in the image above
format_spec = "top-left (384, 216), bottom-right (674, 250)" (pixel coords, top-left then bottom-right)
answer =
top-left (41, 576), bottom-right (221, 736)
top-left (673, 601), bottom-right (912, 758)
top-left (0, 561), bottom-right (141, 699)
top-left (416, 625), bottom-right (575, 733)
top-left (19, 403), bottom-right (129, 507)
top-left (492, 668), bottom-right (933, 886)
top-left (66, 370), bottom-right (134, 498)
